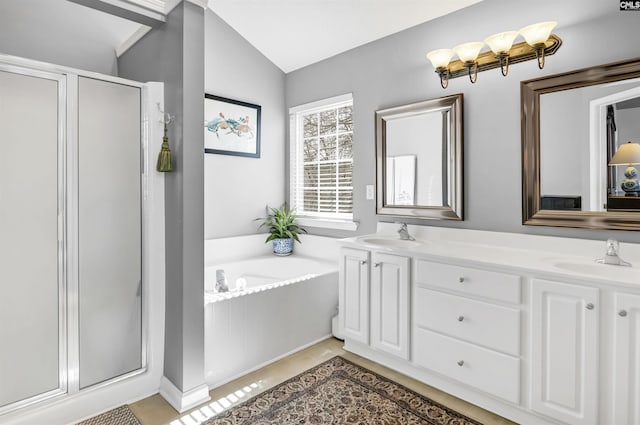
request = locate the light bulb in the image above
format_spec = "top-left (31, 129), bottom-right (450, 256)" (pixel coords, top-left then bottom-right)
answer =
top-left (426, 49), bottom-right (454, 69)
top-left (484, 31), bottom-right (519, 54)
top-left (519, 21), bottom-right (557, 46)
top-left (452, 42), bottom-right (484, 63)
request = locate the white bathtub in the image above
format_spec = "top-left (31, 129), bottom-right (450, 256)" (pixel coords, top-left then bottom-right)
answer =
top-left (204, 235), bottom-right (339, 389)
top-left (205, 255), bottom-right (336, 303)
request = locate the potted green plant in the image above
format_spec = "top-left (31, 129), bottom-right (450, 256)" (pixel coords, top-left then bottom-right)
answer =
top-left (257, 205), bottom-right (306, 256)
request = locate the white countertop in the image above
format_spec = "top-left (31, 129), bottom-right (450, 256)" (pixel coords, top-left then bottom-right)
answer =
top-left (338, 224), bottom-right (640, 289)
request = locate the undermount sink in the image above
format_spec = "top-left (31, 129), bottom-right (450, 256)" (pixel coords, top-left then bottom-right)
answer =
top-left (549, 259), bottom-right (635, 279)
top-left (359, 237), bottom-right (422, 248)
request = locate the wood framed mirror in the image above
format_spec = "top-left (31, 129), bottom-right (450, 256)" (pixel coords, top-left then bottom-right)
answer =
top-left (375, 93), bottom-right (463, 220)
top-left (522, 57), bottom-right (640, 230)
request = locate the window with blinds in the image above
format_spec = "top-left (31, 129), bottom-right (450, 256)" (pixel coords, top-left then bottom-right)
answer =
top-left (290, 94), bottom-right (353, 220)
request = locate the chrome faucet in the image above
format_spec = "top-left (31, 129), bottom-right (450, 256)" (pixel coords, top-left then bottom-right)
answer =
top-left (596, 239), bottom-right (631, 267)
top-left (397, 223), bottom-right (415, 241)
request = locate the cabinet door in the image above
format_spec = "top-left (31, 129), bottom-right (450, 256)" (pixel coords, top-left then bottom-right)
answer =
top-left (531, 279), bottom-right (599, 425)
top-left (370, 252), bottom-right (410, 359)
top-left (339, 248), bottom-right (370, 344)
top-left (612, 292), bottom-right (640, 425)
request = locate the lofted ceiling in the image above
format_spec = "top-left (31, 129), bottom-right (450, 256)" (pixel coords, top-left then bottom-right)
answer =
top-left (57, 0), bottom-right (481, 73)
top-left (206, 0), bottom-right (483, 73)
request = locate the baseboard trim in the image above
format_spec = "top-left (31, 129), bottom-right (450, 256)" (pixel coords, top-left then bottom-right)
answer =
top-left (206, 334), bottom-right (332, 390)
top-left (159, 377), bottom-right (211, 413)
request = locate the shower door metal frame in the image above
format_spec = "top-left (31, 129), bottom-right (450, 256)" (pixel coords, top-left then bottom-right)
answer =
top-left (69, 74), bottom-right (147, 393)
top-left (0, 64), bottom-right (68, 416)
top-left (0, 58), bottom-right (149, 416)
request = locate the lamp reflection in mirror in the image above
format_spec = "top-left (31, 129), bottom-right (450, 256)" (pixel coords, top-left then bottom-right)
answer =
top-left (609, 141), bottom-right (640, 196)
top-left (426, 21), bottom-right (560, 88)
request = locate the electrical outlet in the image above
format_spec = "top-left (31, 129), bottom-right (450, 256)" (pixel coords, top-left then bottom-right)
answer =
top-left (366, 185), bottom-right (375, 200)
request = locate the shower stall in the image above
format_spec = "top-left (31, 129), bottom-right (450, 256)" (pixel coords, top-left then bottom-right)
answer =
top-left (0, 55), bottom-right (165, 423)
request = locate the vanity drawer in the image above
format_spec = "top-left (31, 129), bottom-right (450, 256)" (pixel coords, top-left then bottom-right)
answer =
top-left (413, 328), bottom-right (520, 404)
top-left (415, 260), bottom-right (521, 304)
top-left (414, 288), bottom-right (520, 356)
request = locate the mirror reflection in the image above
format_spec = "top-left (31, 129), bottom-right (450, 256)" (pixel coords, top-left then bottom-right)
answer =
top-left (385, 110), bottom-right (448, 207)
top-left (521, 56), bottom-right (640, 230)
top-left (540, 77), bottom-right (640, 212)
top-left (376, 94), bottom-right (463, 220)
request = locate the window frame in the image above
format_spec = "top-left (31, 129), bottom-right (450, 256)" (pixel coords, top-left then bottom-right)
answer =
top-left (289, 93), bottom-right (358, 230)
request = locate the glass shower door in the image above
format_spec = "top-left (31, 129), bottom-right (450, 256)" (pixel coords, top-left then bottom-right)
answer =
top-left (0, 68), bottom-right (65, 409)
top-left (77, 76), bottom-right (142, 389)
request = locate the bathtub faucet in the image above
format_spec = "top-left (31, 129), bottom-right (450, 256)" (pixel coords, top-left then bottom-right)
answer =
top-left (397, 223), bottom-right (415, 241)
top-left (215, 269), bottom-right (230, 292)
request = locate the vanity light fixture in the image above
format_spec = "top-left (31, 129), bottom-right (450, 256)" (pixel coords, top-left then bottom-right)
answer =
top-left (426, 49), bottom-right (454, 89)
top-left (452, 41), bottom-right (484, 83)
top-left (609, 141), bottom-right (640, 196)
top-left (426, 21), bottom-right (562, 88)
top-left (484, 31), bottom-right (519, 76)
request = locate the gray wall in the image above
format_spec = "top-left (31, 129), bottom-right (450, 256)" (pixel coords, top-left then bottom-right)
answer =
top-left (0, 0), bottom-right (122, 75)
top-left (203, 10), bottom-right (286, 239)
top-left (285, 0), bottom-right (640, 243)
top-left (118, 2), bottom-right (206, 393)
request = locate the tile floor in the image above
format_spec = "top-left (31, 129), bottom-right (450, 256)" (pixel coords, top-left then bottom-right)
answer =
top-left (128, 338), bottom-right (516, 425)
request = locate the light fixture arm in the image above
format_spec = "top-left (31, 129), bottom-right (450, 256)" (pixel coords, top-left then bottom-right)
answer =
top-left (465, 62), bottom-right (478, 84)
top-left (437, 68), bottom-right (449, 89)
top-left (496, 53), bottom-right (510, 76)
top-left (534, 44), bottom-right (546, 69)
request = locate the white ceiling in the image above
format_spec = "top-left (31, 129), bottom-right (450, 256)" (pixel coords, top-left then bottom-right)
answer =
top-left (21, 0), bottom-right (481, 74)
top-left (3, 0), bottom-right (143, 49)
top-left (207, 0), bottom-right (483, 73)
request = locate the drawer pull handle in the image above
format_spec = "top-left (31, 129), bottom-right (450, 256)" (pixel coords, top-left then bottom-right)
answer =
top-left (586, 303), bottom-right (595, 310)
top-left (360, 260), bottom-right (367, 265)
top-left (374, 262), bottom-right (381, 267)
top-left (457, 360), bottom-right (464, 367)
top-left (619, 310), bottom-right (628, 317)
top-left (458, 277), bottom-right (465, 283)
top-left (457, 315), bottom-right (465, 322)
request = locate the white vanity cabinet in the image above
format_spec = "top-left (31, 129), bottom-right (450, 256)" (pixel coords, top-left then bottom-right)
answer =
top-left (339, 247), bottom-right (410, 359)
top-left (338, 231), bottom-right (640, 425)
top-left (611, 291), bottom-right (640, 425)
top-left (530, 279), bottom-right (599, 425)
top-left (413, 259), bottom-right (522, 403)
top-left (339, 248), bottom-right (370, 344)
top-left (370, 252), bottom-right (410, 359)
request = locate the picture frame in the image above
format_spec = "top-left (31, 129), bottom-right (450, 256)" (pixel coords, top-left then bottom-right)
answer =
top-left (204, 94), bottom-right (261, 158)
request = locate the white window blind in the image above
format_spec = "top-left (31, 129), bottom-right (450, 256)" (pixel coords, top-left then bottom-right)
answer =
top-left (290, 94), bottom-right (353, 220)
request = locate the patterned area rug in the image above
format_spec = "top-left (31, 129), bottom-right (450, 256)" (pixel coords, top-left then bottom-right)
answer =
top-left (204, 356), bottom-right (482, 425)
top-left (76, 405), bottom-right (140, 425)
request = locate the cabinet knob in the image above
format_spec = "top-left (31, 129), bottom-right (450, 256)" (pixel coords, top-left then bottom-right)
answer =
top-left (619, 310), bottom-right (628, 317)
top-left (374, 262), bottom-right (381, 267)
top-left (457, 360), bottom-right (464, 367)
top-left (458, 277), bottom-right (465, 283)
top-left (586, 303), bottom-right (595, 310)
top-left (457, 315), bottom-right (465, 322)
top-left (360, 260), bottom-right (367, 265)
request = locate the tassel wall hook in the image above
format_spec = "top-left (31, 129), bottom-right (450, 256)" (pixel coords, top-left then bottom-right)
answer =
top-left (157, 123), bottom-right (174, 172)
top-left (156, 103), bottom-right (174, 172)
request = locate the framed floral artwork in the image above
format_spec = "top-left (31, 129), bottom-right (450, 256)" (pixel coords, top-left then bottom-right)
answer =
top-left (204, 94), bottom-right (261, 158)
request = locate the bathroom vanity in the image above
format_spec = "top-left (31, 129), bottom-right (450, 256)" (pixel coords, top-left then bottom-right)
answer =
top-left (338, 225), bottom-right (640, 425)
